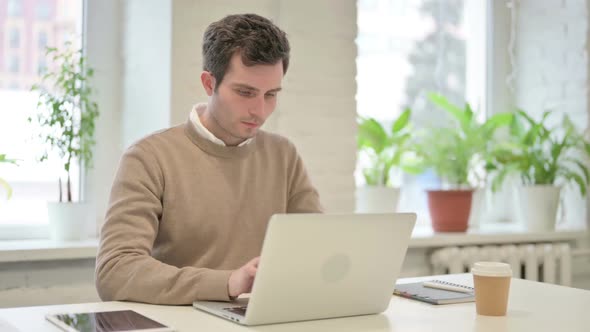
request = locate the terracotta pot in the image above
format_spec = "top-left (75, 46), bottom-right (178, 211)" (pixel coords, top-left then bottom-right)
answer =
top-left (427, 190), bottom-right (474, 232)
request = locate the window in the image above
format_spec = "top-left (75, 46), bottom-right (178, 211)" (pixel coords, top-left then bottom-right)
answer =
top-left (356, 0), bottom-right (485, 225)
top-left (36, 57), bottom-right (46, 74)
top-left (38, 31), bottom-right (48, 49)
top-left (7, 55), bottom-right (20, 73)
top-left (9, 28), bottom-right (20, 48)
top-left (0, 0), bottom-right (83, 239)
top-left (7, 0), bottom-right (23, 17)
top-left (36, 0), bottom-right (52, 20)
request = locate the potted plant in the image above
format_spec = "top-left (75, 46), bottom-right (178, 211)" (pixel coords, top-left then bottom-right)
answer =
top-left (29, 43), bottom-right (99, 240)
top-left (487, 110), bottom-right (590, 231)
top-left (413, 93), bottom-right (512, 232)
top-left (356, 108), bottom-right (413, 212)
top-left (0, 154), bottom-right (17, 200)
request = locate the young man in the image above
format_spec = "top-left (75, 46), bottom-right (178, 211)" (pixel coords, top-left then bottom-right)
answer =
top-left (95, 14), bottom-right (323, 305)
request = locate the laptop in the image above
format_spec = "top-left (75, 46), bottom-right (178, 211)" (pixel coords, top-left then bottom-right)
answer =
top-left (193, 213), bottom-right (416, 326)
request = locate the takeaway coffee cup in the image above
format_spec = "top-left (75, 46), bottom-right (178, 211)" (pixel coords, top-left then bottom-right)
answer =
top-left (471, 262), bottom-right (512, 316)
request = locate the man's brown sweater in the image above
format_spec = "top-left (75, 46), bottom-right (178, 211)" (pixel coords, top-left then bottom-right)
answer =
top-left (95, 116), bottom-right (323, 304)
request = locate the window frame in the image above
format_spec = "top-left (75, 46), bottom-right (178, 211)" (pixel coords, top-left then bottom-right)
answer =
top-left (0, 0), bottom-right (88, 240)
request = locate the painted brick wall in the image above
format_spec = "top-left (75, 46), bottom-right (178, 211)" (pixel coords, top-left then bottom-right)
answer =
top-left (513, 0), bottom-right (590, 289)
top-left (514, 0), bottom-right (588, 230)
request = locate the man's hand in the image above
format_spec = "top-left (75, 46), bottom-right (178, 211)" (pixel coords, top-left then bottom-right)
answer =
top-left (228, 257), bottom-right (260, 298)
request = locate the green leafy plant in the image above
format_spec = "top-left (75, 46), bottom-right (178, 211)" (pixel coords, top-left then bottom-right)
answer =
top-left (0, 154), bottom-right (18, 199)
top-left (412, 93), bottom-right (513, 188)
top-left (29, 43), bottom-right (99, 202)
top-left (357, 108), bottom-right (413, 186)
top-left (488, 110), bottom-right (590, 195)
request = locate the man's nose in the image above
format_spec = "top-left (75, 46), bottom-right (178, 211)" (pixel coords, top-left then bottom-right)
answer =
top-left (248, 96), bottom-right (266, 118)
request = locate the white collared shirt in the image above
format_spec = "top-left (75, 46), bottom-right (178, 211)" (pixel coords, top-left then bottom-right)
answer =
top-left (190, 103), bottom-right (252, 147)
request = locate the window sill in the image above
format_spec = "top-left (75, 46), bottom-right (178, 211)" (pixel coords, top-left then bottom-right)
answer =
top-left (410, 223), bottom-right (588, 248)
top-left (0, 224), bottom-right (586, 263)
top-left (0, 238), bottom-right (98, 263)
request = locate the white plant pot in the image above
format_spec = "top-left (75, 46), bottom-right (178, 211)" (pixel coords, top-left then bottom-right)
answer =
top-left (515, 185), bottom-right (561, 232)
top-left (47, 202), bottom-right (89, 241)
top-left (355, 186), bottom-right (400, 213)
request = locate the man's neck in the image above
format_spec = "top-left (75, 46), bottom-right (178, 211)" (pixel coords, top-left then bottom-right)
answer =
top-left (198, 106), bottom-right (246, 147)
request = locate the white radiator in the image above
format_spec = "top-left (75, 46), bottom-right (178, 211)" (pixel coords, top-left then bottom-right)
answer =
top-left (430, 243), bottom-right (572, 286)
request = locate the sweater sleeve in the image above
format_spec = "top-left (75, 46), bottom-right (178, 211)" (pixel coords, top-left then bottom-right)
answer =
top-left (286, 147), bottom-right (324, 213)
top-left (95, 144), bottom-right (233, 304)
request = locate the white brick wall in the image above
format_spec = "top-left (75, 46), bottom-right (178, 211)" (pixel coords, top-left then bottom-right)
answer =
top-left (515, 0), bottom-right (588, 126)
top-left (169, 0), bottom-right (358, 213)
top-left (513, 0), bottom-right (588, 230)
top-left (510, 0), bottom-right (590, 289)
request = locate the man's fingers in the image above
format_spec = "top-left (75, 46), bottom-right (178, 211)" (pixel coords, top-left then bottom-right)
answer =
top-left (241, 256), bottom-right (260, 278)
top-left (251, 256), bottom-right (260, 267)
top-left (246, 264), bottom-right (257, 277)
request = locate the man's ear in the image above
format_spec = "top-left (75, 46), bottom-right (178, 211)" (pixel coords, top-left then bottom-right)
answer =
top-left (200, 71), bottom-right (216, 96)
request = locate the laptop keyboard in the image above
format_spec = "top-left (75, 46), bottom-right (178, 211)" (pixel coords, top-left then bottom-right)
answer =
top-left (223, 306), bottom-right (247, 316)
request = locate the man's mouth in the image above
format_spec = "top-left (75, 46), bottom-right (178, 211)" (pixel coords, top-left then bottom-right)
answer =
top-left (241, 121), bottom-right (259, 128)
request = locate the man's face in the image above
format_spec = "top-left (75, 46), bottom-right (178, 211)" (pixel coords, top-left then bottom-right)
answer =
top-left (201, 53), bottom-right (284, 146)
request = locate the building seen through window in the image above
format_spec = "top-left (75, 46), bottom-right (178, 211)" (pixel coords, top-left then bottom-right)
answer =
top-left (0, 0), bottom-right (83, 232)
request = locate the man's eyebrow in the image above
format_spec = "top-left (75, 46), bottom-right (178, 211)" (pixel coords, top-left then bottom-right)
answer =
top-left (231, 83), bottom-right (282, 93)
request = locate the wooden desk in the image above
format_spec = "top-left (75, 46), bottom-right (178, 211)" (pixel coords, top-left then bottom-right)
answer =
top-left (0, 274), bottom-right (588, 331)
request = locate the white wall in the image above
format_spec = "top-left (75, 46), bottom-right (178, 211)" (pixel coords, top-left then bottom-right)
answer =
top-left (83, 0), bottom-right (123, 238)
top-left (513, 0), bottom-right (588, 231)
top-left (122, 0), bottom-right (172, 148)
top-left (0, 260), bottom-right (98, 307)
top-left (273, 2), bottom-right (357, 212)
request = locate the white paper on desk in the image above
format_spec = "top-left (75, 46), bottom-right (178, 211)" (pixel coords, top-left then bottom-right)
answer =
top-left (0, 318), bottom-right (20, 332)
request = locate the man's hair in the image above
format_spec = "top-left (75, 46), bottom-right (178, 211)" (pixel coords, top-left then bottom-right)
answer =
top-left (202, 14), bottom-right (290, 88)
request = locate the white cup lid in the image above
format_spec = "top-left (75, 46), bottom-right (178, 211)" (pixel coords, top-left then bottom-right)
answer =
top-left (471, 261), bottom-right (512, 277)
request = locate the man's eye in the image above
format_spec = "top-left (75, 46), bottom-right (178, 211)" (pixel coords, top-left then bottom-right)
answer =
top-left (237, 90), bottom-right (254, 97)
top-left (265, 93), bottom-right (276, 98)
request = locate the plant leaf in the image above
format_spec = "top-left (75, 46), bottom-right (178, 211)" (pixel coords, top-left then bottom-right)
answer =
top-left (391, 108), bottom-right (411, 133)
top-left (566, 158), bottom-right (590, 185)
top-left (483, 112), bottom-right (513, 133)
top-left (427, 92), bottom-right (470, 130)
top-left (563, 171), bottom-right (587, 196)
top-left (358, 117), bottom-right (388, 154)
top-left (0, 177), bottom-right (12, 200)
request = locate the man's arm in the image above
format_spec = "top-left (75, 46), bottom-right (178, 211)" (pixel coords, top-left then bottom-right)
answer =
top-left (95, 144), bottom-right (232, 305)
top-left (286, 148), bottom-right (324, 213)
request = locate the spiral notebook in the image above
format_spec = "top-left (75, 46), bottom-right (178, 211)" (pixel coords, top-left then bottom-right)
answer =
top-left (393, 280), bottom-right (475, 305)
